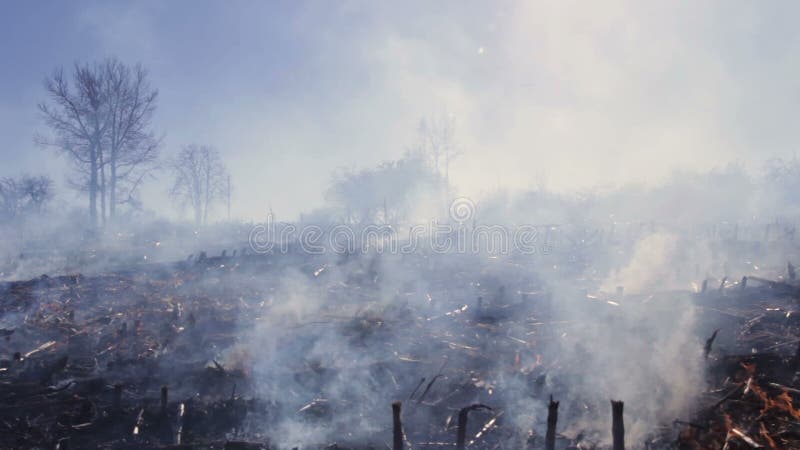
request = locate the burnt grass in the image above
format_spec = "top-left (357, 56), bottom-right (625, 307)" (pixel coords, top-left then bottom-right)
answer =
top-left (0, 251), bottom-right (798, 449)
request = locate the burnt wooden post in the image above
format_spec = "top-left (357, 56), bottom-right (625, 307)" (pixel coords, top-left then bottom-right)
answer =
top-left (546, 396), bottom-right (559, 450)
top-left (611, 400), bottom-right (624, 450)
top-left (392, 401), bottom-right (403, 450)
top-left (161, 385), bottom-right (169, 415)
top-left (456, 404), bottom-right (491, 450)
top-left (704, 329), bottom-right (719, 359)
top-left (113, 383), bottom-right (123, 412)
top-left (456, 408), bottom-right (469, 450)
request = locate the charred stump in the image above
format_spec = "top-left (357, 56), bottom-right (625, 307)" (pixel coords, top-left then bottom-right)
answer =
top-left (456, 404), bottom-right (492, 450)
top-left (392, 401), bottom-right (403, 450)
top-left (161, 385), bottom-right (169, 415)
top-left (546, 396), bottom-right (559, 450)
top-left (611, 400), bottom-right (624, 450)
top-left (113, 383), bottom-right (123, 413)
top-left (704, 329), bottom-right (719, 359)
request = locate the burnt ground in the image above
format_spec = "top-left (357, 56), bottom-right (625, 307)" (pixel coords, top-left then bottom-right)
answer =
top-left (0, 251), bottom-right (798, 449)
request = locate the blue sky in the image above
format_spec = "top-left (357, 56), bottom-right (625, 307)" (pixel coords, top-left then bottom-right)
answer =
top-left (2, 1), bottom-right (800, 220)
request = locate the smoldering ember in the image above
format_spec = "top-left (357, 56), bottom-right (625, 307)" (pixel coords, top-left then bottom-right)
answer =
top-left (4, 2), bottom-right (800, 450)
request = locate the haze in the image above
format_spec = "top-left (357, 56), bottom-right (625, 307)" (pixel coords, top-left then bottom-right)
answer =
top-left (2, 1), bottom-right (799, 221)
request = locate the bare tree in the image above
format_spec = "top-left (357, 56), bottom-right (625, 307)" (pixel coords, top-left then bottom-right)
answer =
top-left (415, 114), bottom-right (461, 186)
top-left (38, 63), bottom-right (108, 227)
top-left (102, 58), bottom-right (160, 219)
top-left (0, 178), bottom-right (22, 220)
top-left (326, 154), bottom-right (441, 224)
top-left (169, 145), bottom-right (228, 226)
top-left (38, 58), bottom-right (160, 227)
top-left (411, 114), bottom-right (461, 214)
top-left (19, 176), bottom-right (54, 213)
top-left (0, 175), bottom-right (54, 221)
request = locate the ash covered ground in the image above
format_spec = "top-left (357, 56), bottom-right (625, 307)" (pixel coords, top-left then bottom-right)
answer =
top-left (1, 227), bottom-right (800, 450)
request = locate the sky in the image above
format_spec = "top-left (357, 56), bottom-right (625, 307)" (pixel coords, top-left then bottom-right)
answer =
top-left (1, 1), bottom-right (800, 221)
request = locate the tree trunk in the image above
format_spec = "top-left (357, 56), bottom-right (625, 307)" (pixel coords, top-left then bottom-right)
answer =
top-left (194, 201), bottom-right (202, 227)
top-left (89, 143), bottom-right (98, 228)
top-left (392, 402), bottom-right (403, 450)
top-left (203, 169), bottom-right (210, 226)
top-left (109, 158), bottom-right (117, 219)
top-left (99, 153), bottom-right (107, 227)
top-left (545, 397), bottom-right (558, 450)
top-left (611, 400), bottom-right (624, 450)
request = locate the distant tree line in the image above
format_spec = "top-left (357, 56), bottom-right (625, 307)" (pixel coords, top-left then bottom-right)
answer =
top-left (0, 175), bottom-right (54, 222)
top-left (326, 113), bottom-right (461, 224)
top-left (169, 144), bottom-right (228, 226)
top-left (35, 57), bottom-right (228, 228)
top-left (33, 56), bottom-right (460, 229)
top-left (37, 57), bottom-right (159, 227)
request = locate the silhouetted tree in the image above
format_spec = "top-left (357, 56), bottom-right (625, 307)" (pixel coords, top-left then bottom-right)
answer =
top-left (169, 145), bottom-right (228, 226)
top-left (0, 175), bottom-right (54, 220)
top-left (38, 63), bottom-right (106, 227)
top-left (38, 58), bottom-right (160, 227)
top-left (414, 114), bottom-right (461, 186)
top-left (101, 58), bottom-right (160, 219)
top-left (410, 114), bottom-right (462, 214)
top-left (326, 154), bottom-right (441, 224)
